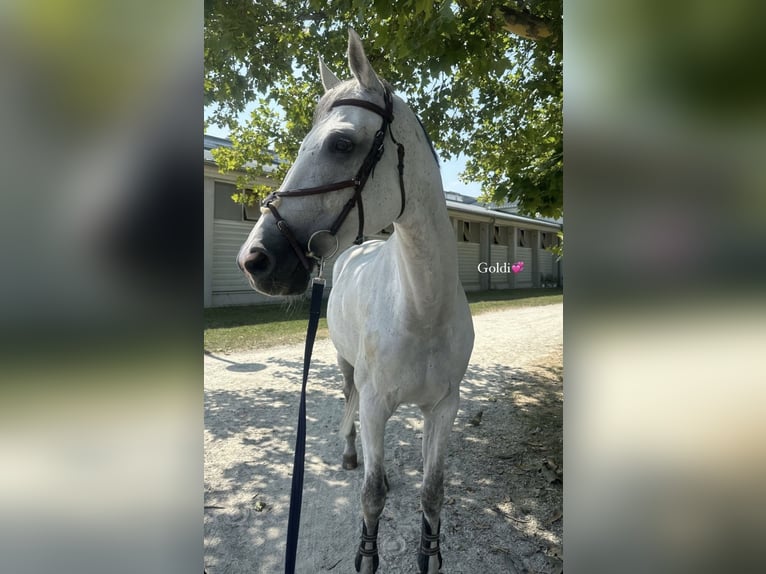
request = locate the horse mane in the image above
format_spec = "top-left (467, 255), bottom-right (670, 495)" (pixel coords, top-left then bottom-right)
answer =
top-left (414, 114), bottom-right (440, 166)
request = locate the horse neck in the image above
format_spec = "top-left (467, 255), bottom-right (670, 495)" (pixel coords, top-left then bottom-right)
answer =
top-left (385, 172), bottom-right (460, 317)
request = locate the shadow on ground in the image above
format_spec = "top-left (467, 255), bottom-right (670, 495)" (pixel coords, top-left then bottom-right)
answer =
top-left (205, 350), bottom-right (562, 574)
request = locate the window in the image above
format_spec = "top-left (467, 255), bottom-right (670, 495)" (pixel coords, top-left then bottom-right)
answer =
top-left (213, 182), bottom-right (241, 220)
top-left (541, 232), bottom-right (556, 250)
top-left (493, 225), bottom-right (508, 245)
top-left (214, 182), bottom-right (260, 221)
top-left (243, 196), bottom-right (260, 221)
top-left (518, 229), bottom-right (531, 248)
top-left (462, 221), bottom-right (471, 242)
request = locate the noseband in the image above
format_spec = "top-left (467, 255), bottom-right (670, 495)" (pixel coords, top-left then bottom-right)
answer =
top-left (261, 88), bottom-right (406, 271)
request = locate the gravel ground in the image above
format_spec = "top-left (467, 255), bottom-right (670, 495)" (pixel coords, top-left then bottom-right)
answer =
top-left (205, 303), bottom-right (563, 574)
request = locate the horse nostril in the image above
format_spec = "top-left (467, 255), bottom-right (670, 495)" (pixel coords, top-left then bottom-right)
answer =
top-left (242, 249), bottom-right (274, 277)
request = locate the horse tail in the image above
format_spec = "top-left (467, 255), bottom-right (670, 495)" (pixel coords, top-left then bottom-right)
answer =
top-left (340, 382), bottom-right (359, 437)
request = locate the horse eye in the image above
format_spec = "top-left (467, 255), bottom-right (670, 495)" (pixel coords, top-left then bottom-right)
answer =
top-left (334, 137), bottom-right (354, 153)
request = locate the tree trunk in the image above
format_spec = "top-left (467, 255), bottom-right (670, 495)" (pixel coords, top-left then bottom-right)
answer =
top-left (499, 5), bottom-right (554, 41)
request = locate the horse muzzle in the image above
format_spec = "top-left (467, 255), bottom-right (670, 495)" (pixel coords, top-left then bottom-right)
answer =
top-left (237, 226), bottom-right (313, 296)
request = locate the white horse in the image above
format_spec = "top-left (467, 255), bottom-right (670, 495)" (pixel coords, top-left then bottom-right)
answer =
top-left (237, 30), bottom-right (474, 574)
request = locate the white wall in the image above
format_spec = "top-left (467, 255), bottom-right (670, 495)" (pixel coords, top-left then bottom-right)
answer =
top-left (457, 242), bottom-right (481, 291)
top-left (489, 244), bottom-right (511, 289)
top-left (204, 171), bottom-right (561, 306)
top-left (515, 246), bottom-right (533, 287)
top-left (203, 177), bottom-right (215, 307)
top-left (211, 219), bottom-right (276, 306)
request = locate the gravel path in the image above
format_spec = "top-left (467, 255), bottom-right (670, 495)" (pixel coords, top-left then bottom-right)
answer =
top-left (205, 303), bottom-right (563, 574)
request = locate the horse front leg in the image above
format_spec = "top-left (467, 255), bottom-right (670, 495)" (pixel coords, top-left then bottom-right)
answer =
top-left (338, 354), bottom-right (359, 469)
top-left (418, 390), bottom-right (460, 574)
top-left (355, 393), bottom-right (391, 574)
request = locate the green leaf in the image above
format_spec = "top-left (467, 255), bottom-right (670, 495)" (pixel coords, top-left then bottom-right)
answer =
top-left (205, 0), bottom-right (563, 217)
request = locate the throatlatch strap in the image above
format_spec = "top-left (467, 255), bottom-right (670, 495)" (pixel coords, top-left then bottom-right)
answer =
top-left (394, 140), bottom-right (406, 219)
top-left (284, 279), bottom-right (325, 574)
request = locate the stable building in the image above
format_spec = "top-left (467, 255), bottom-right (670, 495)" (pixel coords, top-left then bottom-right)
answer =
top-left (204, 135), bottom-right (562, 307)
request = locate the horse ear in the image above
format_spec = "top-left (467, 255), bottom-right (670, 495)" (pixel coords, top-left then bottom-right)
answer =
top-left (347, 28), bottom-right (384, 94)
top-left (319, 57), bottom-right (342, 92)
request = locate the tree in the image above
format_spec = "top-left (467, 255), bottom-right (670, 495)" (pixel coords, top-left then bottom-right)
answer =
top-left (205, 0), bottom-right (562, 219)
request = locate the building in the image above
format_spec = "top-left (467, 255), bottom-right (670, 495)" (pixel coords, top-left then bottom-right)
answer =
top-left (204, 135), bottom-right (562, 307)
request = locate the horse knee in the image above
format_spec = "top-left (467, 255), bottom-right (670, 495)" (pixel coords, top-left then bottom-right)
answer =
top-left (361, 471), bottom-right (387, 519)
top-left (421, 471), bottom-right (444, 519)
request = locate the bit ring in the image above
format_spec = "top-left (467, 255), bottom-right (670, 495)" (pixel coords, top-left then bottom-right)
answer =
top-left (306, 229), bottom-right (339, 261)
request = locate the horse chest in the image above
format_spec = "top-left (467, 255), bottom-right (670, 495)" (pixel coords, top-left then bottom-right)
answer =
top-left (354, 326), bottom-right (454, 401)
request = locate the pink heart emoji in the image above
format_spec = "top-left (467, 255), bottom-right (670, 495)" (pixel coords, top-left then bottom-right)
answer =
top-left (511, 264), bottom-right (521, 273)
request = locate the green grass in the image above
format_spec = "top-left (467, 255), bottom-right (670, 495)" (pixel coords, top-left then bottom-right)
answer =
top-left (204, 299), bottom-right (331, 353)
top-left (204, 288), bottom-right (562, 353)
top-left (465, 288), bottom-right (563, 314)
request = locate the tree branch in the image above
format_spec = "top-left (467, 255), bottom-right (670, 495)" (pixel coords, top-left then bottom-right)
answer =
top-left (499, 5), bottom-right (554, 41)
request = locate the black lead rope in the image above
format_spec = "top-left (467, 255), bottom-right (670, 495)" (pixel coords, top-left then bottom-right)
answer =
top-left (284, 275), bottom-right (325, 574)
top-left (278, 89), bottom-right (406, 573)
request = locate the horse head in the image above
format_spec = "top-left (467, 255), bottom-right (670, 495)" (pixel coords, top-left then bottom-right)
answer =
top-left (237, 29), bottom-right (409, 296)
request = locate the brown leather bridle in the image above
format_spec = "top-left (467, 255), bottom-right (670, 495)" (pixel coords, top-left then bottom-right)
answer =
top-left (260, 88), bottom-right (406, 271)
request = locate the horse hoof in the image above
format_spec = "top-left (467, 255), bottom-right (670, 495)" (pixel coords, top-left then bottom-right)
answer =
top-left (354, 552), bottom-right (379, 573)
top-left (343, 454), bottom-right (358, 469)
top-left (417, 551), bottom-right (443, 573)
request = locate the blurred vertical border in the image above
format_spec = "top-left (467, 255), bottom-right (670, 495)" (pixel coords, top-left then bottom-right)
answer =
top-left (565, 1), bottom-right (766, 573)
top-left (0, 1), bottom-right (203, 573)
top-left (5, 1), bottom-right (766, 573)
